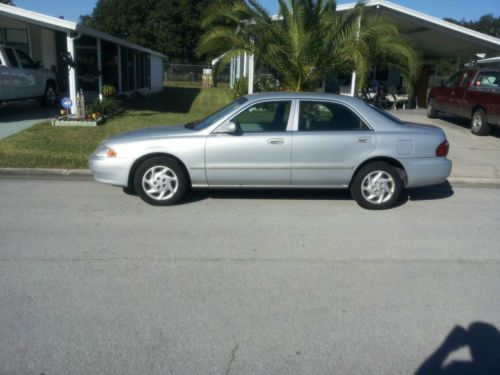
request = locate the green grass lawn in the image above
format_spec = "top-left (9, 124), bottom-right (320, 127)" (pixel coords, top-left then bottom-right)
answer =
top-left (0, 86), bottom-right (232, 169)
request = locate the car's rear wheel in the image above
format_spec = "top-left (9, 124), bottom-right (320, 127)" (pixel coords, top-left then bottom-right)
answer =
top-left (471, 108), bottom-right (490, 136)
top-left (40, 83), bottom-right (57, 107)
top-left (134, 157), bottom-right (187, 206)
top-left (350, 162), bottom-right (403, 210)
top-left (427, 98), bottom-right (438, 118)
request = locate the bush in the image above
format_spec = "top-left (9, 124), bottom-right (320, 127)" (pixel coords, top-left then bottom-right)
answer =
top-left (232, 77), bottom-right (248, 98)
top-left (86, 97), bottom-right (124, 117)
top-left (255, 75), bottom-right (281, 92)
top-left (102, 85), bottom-right (117, 97)
top-left (232, 75), bottom-right (281, 98)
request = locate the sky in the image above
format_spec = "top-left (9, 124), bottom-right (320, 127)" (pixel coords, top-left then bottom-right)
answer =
top-left (11, 0), bottom-right (500, 23)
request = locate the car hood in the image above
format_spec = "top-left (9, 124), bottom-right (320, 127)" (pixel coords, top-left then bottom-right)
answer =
top-left (107, 125), bottom-right (194, 143)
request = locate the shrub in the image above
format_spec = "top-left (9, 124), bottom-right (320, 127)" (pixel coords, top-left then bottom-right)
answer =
top-left (86, 97), bottom-right (124, 117)
top-left (232, 77), bottom-right (248, 98)
top-left (102, 85), bottom-right (117, 97)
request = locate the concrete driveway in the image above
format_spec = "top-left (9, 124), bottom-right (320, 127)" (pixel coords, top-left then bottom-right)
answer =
top-left (0, 101), bottom-right (56, 140)
top-left (391, 108), bottom-right (500, 184)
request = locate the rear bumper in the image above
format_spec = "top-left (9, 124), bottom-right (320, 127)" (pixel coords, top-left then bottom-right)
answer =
top-left (402, 157), bottom-right (452, 188)
top-left (88, 154), bottom-right (133, 187)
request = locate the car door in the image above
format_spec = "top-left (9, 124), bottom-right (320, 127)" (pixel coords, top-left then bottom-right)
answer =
top-left (13, 49), bottom-right (40, 98)
top-left (2, 47), bottom-right (23, 99)
top-left (0, 50), bottom-right (13, 100)
top-left (448, 71), bottom-right (470, 117)
top-left (205, 100), bottom-right (293, 186)
top-left (291, 100), bottom-right (377, 187)
top-left (435, 71), bottom-right (463, 114)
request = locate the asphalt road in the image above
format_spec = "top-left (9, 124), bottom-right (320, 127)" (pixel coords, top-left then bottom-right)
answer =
top-left (1, 178), bottom-right (499, 375)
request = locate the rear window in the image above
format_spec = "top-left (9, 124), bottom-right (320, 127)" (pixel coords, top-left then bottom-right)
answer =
top-left (368, 104), bottom-right (404, 125)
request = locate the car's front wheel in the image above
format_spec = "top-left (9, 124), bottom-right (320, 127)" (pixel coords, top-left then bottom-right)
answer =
top-left (427, 98), bottom-right (438, 118)
top-left (134, 157), bottom-right (187, 206)
top-left (40, 83), bottom-right (57, 107)
top-left (350, 162), bottom-right (403, 210)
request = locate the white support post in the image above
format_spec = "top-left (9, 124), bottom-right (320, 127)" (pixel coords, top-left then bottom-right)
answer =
top-left (247, 53), bottom-right (254, 95)
top-left (229, 58), bottom-right (235, 88)
top-left (350, 14), bottom-right (362, 97)
top-left (66, 31), bottom-right (77, 114)
top-left (117, 45), bottom-right (122, 94)
top-left (243, 52), bottom-right (247, 78)
top-left (97, 38), bottom-right (103, 101)
top-left (350, 71), bottom-right (357, 97)
top-left (236, 55), bottom-right (241, 81)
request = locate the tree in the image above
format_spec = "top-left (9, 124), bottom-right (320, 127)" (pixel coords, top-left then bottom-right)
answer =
top-left (80, 0), bottom-right (229, 63)
top-left (0, 0), bottom-right (14, 4)
top-left (445, 14), bottom-right (500, 38)
top-left (198, 0), bottom-right (421, 92)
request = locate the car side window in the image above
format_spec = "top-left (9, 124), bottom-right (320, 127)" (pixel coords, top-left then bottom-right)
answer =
top-left (299, 101), bottom-right (369, 131)
top-left (14, 50), bottom-right (35, 69)
top-left (474, 71), bottom-right (499, 87)
top-left (232, 101), bottom-right (291, 133)
top-left (445, 72), bottom-right (462, 87)
top-left (4, 47), bottom-right (19, 68)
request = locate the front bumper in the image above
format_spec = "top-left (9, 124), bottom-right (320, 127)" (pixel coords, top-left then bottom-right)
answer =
top-left (402, 157), bottom-right (452, 188)
top-left (88, 154), bottom-right (133, 187)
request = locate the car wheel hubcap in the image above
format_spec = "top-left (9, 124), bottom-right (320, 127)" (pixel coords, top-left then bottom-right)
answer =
top-left (142, 166), bottom-right (178, 201)
top-left (361, 171), bottom-right (395, 204)
top-left (472, 114), bottom-right (482, 130)
top-left (46, 87), bottom-right (56, 104)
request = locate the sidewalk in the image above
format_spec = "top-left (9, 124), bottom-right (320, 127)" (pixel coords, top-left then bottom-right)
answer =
top-left (0, 108), bottom-right (499, 186)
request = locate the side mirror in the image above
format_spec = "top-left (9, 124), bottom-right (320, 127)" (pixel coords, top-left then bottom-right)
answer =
top-left (215, 121), bottom-right (238, 134)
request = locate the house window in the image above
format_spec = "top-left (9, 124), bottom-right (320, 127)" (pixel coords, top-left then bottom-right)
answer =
top-left (4, 29), bottom-right (29, 55)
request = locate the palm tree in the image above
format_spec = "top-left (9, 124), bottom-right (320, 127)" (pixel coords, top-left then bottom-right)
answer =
top-left (198, 0), bottom-right (421, 93)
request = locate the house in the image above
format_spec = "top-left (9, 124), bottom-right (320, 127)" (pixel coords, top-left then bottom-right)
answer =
top-left (230, 0), bottom-right (500, 107)
top-left (0, 3), bottom-right (165, 113)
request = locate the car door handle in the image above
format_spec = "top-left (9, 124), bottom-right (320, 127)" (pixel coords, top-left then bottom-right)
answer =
top-left (356, 137), bottom-right (372, 143)
top-left (267, 138), bottom-right (285, 145)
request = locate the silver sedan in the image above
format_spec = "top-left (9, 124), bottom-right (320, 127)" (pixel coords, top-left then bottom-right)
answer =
top-left (89, 92), bottom-right (452, 209)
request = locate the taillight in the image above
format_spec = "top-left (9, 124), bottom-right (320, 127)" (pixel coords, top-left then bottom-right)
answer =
top-left (436, 140), bottom-right (449, 157)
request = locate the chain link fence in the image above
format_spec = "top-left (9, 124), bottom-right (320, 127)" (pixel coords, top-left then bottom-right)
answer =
top-left (163, 63), bottom-right (230, 87)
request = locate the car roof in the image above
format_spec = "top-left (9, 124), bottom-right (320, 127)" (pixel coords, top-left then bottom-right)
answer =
top-left (243, 91), bottom-right (363, 105)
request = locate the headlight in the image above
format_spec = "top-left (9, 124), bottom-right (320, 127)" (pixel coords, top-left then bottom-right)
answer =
top-left (95, 144), bottom-right (117, 158)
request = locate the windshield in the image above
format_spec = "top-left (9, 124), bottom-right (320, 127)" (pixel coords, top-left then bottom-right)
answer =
top-left (185, 97), bottom-right (248, 130)
top-left (368, 104), bottom-right (404, 125)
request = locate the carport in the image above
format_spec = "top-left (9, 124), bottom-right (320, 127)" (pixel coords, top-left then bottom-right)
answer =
top-left (231, 0), bottom-right (500, 106)
top-left (0, 3), bottom-right (165, 114)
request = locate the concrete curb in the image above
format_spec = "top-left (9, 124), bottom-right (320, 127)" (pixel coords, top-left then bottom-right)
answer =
top-left (1, 168), bottom-right (500, 187)
top-left (0, 168), bottom-right (92, 179)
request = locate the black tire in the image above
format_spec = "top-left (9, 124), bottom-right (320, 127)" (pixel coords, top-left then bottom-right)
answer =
top-left (134, 157), bottom-right (187, 206)
top-left (427, 98), bottom-right (438, 118)
top-left (40, 83), bottom-right (57, 107)
top-left (471, 108), bottom-right (490, 136)
top-left (350, 162), bottom-right (403, 210)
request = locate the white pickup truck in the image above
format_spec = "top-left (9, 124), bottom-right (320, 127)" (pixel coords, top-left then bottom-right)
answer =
top-left (0, 44), bottom-right (58, 107)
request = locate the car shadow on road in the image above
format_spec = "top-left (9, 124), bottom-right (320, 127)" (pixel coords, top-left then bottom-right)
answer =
top-left (124, 183), bottom-right (454, 206)
top-left (405, 181), bottom-right (454, 202)
top-left (183, 188), bottom-right (354, 204)
top-left (437, 114), bottom-right (500, 139)
top-left (415, 321), bottom-right (500, 375)
top-left (0, 101), bottom-right (57, 123)
top-left (178, 183), bottom-right (454, 206)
